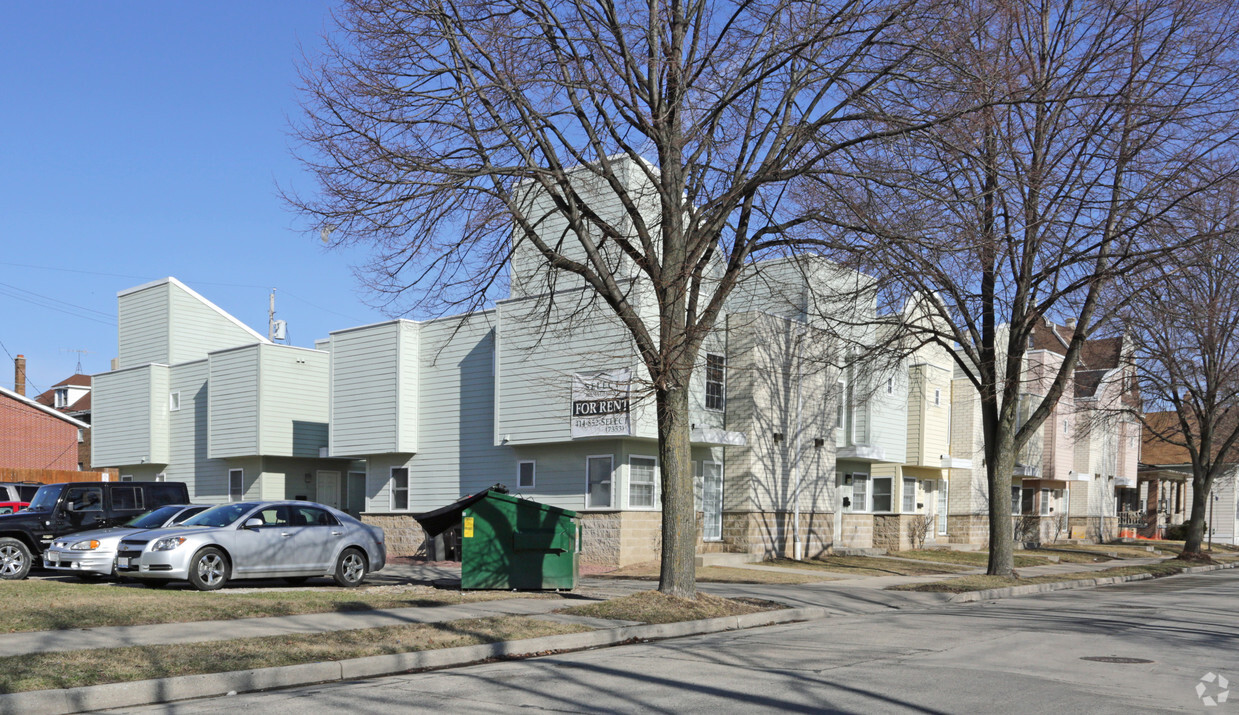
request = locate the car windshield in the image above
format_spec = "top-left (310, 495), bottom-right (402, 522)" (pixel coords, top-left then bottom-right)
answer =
top-left (124, 505), bottom-right (182, 529)
top-left (182, 503), bottom-right (260, 528)
top-left (26, 485), bottom-right (64, 513)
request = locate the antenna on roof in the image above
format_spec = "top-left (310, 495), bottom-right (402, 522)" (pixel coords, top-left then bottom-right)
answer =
top-left (268, 290), bottom-right (287, 343)
top-left (61, 348), bottom-right (93, 374)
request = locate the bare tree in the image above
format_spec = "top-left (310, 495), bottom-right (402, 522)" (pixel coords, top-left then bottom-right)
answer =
top-left (1123, 187), bottom-right (1239, 559)
top-left (799, 0), bottom-right (1239, 575)
top-left (290, 0), bottom-right (960, 596)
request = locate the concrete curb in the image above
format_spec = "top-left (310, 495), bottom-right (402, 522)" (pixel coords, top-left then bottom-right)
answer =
top-left (948, 560), bottom-right (1238, 603)
top-left (0, 606), bottom-right (831, 715)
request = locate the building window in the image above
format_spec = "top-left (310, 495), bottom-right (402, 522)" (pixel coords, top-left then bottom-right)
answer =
top-left (1021, 487), bottom-right (1034, 515)
top-left (120, 474), bottom-right (134, 483)
top-left (169, 392), bottom-right (181, 412)
top-left (155, 473), bottom-right (166, 482)
top-left (705, 354), bottom-right (726, 411)
top-left (517, 461), bottom-right (535, 489)
top-left (1062, 419), bottom-right (1069, 435)
top-left (77, 429), bottom-right (84, 443)
top-left (872, 477), bottom-right (893, 512)
top-left (54, 388), bottom-right (68, 408)
top-left (586, 455), bottom-right (613, 508)
top-left (835, 380), bottom-right (846, 428)
top-left (228, 469), bottom-right (244, 502)
top-left (390, 467), bottom-right (409, 510)
top-left (1040, 488), bottom-right (1052, 515)
top-left (629, 456), bottom-right (658, 508)
top-left (852, 475), bottom-right (868, 512)
top-left (902, 477), bottom-right (917, 513)
top-left (886, 378), bottom-right (893, 395)
top-left (933, 389), bottom-right (941, 407)
top-left (1011, 486), bottom-right (1022, 515)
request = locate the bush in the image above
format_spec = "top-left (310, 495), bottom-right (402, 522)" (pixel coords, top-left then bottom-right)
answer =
top-left (1164, 522), bottom-right (1205, 541)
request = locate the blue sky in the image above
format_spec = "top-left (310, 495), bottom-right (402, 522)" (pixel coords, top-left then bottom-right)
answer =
top-left (1, 2), bottom-right (396, 394)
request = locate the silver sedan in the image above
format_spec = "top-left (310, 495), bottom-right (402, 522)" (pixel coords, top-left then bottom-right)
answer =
top-left (114, 501), bottom-right (386, 591)
top-left (42, 504), bottom-right (210, 580)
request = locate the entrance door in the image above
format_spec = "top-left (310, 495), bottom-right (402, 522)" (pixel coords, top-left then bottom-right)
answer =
top-left (702, 461), bottom-right (723, 541)
top-left (936, 480), bottom-right (949, 535)
top-left (316, 471), bottom-right (341, 509)
top-left (346, 471), bottom-right (366, 516)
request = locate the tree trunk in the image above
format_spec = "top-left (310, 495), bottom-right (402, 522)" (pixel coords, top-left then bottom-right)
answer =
top-left (1181, 472), bottom-right (1212, 556)
top-left (657, 380), bottom-right (697, 598)
top-left (985, 424), bottom-right (1016, 577)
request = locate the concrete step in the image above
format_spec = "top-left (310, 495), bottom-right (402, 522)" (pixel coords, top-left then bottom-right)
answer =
top-left (831, 547), bottom-right (888, 557)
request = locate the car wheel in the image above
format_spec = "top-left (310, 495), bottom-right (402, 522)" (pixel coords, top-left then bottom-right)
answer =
top-left (188, 547), bottom-right (229, 591)
top-left (333, 548), bottom-right (367, 588)
top-left (0, 538), bottom-right (32, 580)
top-left (283, 576), bottom-right (310, 585)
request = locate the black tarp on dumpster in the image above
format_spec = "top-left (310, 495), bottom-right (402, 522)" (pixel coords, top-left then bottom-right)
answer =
top-left (413, 484), bottom-right (507, 537)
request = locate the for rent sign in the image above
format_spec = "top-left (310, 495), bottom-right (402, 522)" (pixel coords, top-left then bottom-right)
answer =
top-left (571, 369), bottom-right (632, 437)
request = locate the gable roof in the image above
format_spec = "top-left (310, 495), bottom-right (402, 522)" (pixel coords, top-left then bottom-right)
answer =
top-left (0, 385), bottom-right (90, 429)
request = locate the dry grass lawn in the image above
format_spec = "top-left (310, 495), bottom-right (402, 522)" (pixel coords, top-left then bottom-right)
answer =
top-left (888, 561), bottom-right (1190, 593)
top-left (593, 561), bottom-right (833, 584)
top-left (892, 550), bottom-right (1053, 568)
top-left (763, 555), bottom-right (970, 577)
top-left (0, 581), bottom-right (556, 633)
top-left (0, 616), bottom-right (588, 694)
top-left (560, 590), bottom-right (781, 624)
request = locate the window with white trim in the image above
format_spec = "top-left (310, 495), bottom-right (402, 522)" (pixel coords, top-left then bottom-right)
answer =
top-left (586, 456), bottom-right (613, 508)
top-left (228, 469), bottom-right (244, 502)
top-left (933, 389), bottom-right (941, 407)
top-left (1011, 485), bottom-right (1022, 514)
top-left (886, 378), bottom-right (893, 395)
top-left (390, 467), bottom-right (409, 510)
top-left (628, 456), bottom-right (658, 508)
top-left (835, 380), bottom-right (846, 428)
top-left (169, 391), bottom-right (181, 412)
top-left (902, 477), bottom-right (917, 512)
top-left (517, 461), bottom-right (535, 489)
top-left (120, 474), bottom-right (134, 483)
top-left (871, 477), bottom-right (892, 512)
top-left (851, 475), bottom-right (867, 513)
top-left (705, 353), bottom-right (726, 411)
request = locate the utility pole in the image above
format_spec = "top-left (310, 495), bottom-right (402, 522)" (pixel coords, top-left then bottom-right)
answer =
top-left (268, 289), bottom-right (277, 341)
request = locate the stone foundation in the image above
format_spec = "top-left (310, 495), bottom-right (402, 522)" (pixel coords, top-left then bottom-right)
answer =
top-left (720, 511), bottom-right (833, 559)
top-left (1068, 516), bottom-right (1119, 542)
top-left (838, 513), bottom-right (874, 549)
top-left (579, 511), bottom-right (663, 567)
top-left (873, 514), bottom-right (939, 551)
top-left (362, 514), bottom-right (428, 558)
top-left (947, 515), bottom-right (990, 546)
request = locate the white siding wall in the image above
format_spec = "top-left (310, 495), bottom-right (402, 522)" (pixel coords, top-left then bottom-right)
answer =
top-left (167, 281), bottom-right (265, 364)
top-left (91, 364), bottom-right (169, 468)
top-left (162, 360), bottom-right (229, 501)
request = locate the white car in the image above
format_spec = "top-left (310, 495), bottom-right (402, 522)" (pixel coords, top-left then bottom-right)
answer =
top-left (115, 501), bottom-right (386, 591)
top-left (42, 504), bottom-right (210, 580)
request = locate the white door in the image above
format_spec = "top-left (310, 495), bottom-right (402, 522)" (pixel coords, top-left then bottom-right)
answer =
top-left (316, 470), bottom-right (341, 509)
top-left (702, 462), bottom-right (723, 541)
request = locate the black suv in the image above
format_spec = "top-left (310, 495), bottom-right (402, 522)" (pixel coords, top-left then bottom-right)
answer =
top-left (0, 481), bottom-right (190, 580)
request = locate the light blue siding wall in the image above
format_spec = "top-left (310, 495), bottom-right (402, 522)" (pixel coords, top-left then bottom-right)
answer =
top-left (496, 293), bottom-right (641, 444)
top-left (207, 346), bottom-right (259, 458)
top-left (91, 364), bottom-right (169, 467)
top-left (329, 321), bottom-right (406, 456)
top-left (117, 283), bottom-right (171, 368)
top-left (167, 281), bottom-right (266, 364)
top-left (397, 321), bottom-right (419, 453)
top-left (258, 345), bottom-right (330, 458)
top-left (163, 360), bottom-right (230, 501)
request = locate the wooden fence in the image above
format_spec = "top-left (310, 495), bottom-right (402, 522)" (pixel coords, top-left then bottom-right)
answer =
top-left (0, 467), bottom-right (115, 484)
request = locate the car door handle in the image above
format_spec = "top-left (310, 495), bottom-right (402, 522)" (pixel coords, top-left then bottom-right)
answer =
top-left (331, 530), bottom-right (344, 536)
top-left (280, 532), bottom-right (292, 538)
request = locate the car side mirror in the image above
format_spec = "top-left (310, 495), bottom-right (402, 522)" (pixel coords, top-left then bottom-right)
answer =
top-left (243, 518), bottom-right (264, 530)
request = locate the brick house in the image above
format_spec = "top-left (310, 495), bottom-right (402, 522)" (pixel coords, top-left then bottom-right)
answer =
top-left (0, 385), bottom-right (89, 471)
top-left (33, 374), bottom-right (93, 470)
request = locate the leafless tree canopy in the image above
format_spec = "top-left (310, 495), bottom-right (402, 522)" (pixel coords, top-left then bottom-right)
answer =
top-left (798, 0), bottom-right (1239, 574)
top-left (1123, 184), bottom-right (1239, 554)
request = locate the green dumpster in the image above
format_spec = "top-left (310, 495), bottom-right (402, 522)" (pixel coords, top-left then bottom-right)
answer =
top-left (414, 487), bottom-right (579, 590)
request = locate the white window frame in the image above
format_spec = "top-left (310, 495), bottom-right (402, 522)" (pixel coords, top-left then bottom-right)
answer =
top-left (1040, 488), bottom-right (1054, 516)
top-left (169, 391), bottom-right (181, 412)
top-left (835, 379), bottom-right (846, 428)
top-left (228, 469), bottom-right (244, 502)
top-left (517, 460), bottom-right (536, 489)
top-left (902, 477), bottom-right (917, 513)
top-left (849, 473), bottom-right (868, 512)
top-left (705, 353), bottom-right (726, 411)
top-left (390, 467), bottom-right (409, 511)
top-left (120, 474), bottom-right (134, 483)
top-left (77, 428), bottom-right (84, 443)
top-left (1063, 419), bottom-right (1069, 435)
top-left (871, 476), bottom-right (893, 513)
top-left (701, 459), bottom-right (724, 541)
top-left (155, 473), bottom-right (166, 482)
top-left (933, 388), bottom-right (941, 407)
top-left (936, 479), bottom-right (949, 535)
top-left (585, 455), bottom-right (614, 509)
top-left (627, 455), bottom-right (659, 509)
top-left (1011, 485), bottom-right (1022, 515)
top-left (886, 378), bottom-right (894, 395)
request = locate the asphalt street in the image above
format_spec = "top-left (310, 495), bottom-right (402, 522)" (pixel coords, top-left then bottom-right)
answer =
top-left (119, 569), bottom-right (1239, 714)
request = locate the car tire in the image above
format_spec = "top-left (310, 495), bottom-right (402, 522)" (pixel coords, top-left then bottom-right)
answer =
top-left (188, 547), bottom-right (229, 591)
top-left (0, 538), bottom-right (32, 580)
top-left (333, 548), bottom-right (367, 588)
top-left (283, 576), bottom-right (310, 585)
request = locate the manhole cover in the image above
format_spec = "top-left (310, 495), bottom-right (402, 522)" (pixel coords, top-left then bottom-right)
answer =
top-left (1080, 656), bottom-right (1154, 664)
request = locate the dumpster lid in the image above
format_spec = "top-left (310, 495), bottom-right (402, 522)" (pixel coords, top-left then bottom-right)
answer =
top-left (412, 484), bottom-right (578, 537)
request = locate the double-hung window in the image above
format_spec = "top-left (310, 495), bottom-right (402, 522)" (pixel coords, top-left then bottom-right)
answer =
top-left (228, 469), bottom-right (244, 502)
top-left (391, 467), bottom-right (409, 510)
top-left (871, 477), bottom-right (893, 512)
top-left (1011, 486), bottom-right (1022, 515)
top-left (517, 461), bottom-right (536, 489)
top-left (850, 475), bottom-right (867, 513)
top-left (628, 456), bottom-right (658, 508)
top-left (586, 456), bottom-right (613, 508)
top-left (705, 354), bottom-right (726, 411)
top-left (902, 477), bottom-right (917, 512)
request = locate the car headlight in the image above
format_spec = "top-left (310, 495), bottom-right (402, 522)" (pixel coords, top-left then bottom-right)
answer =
top-left (70, 540), bottom-right (100, 551)
top-left (152, 536), bottom-right (187, 551)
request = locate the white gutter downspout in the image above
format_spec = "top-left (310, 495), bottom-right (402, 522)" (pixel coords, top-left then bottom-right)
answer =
top-left (792, 326), bottom-right (806, 561)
